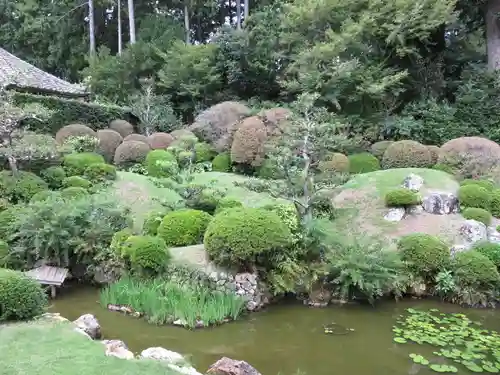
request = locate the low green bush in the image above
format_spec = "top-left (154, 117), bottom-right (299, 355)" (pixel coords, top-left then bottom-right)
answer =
top-left (458, 185), bottom-right (491, 211)
top-left (460, 179), bottom-right (495, 192)
top-left (40, 166), bottom-right (66, 189)
top-left (142, 210), bottom-right (168, 236)
top-left (214, 198), bottom-right (243, 214)
top-left (184, 185), bottom-right (226, 215)
top-left (0, 241), bottom-right (9, 267)
top-left (84, 163), bottom-right (117, 182)
top-left (453, 251), bottom-right (500, 287)
top-left (385, 189), bottom-right (422, 207)
top-left (0, 171), bottom-right (48, 203)
top-left (462, 207), bottom-right (492, 225)
top-left (257, 159), bottom-right (283, 179)
top-left (370, 141), bottom-right (394, 160)
top-left (212, 152), bottom-right (232, 172)
top-left (0, 268), bottom-right (47, 321)
top-left (60, 187), bottom-right (89, 200)
top-left (261, 203), bottom-right (301, 244)
top-left (63, 152), bottom-right (105, 176)
top-left (204, 207), bottom-right (293, 267)
top-left (473, 242), bottom-right (500, 268)
top-left (144, 150), bottom-right (178, 178)
top-left (348, 153), bottom-right (381, 174)
top-left (30, 190), bottom-right (60, 203)
top-left (158, 209), bottom-right (213, 246)
top-left (0, 205), bottom-right (27, 239)
top-left (111, 228), bottom-right (134, 257)
top-left (490, 189), bottom-right (500, 218)
top-left (318, 153), bottom-right (350, 174)
top-left (123, 235), bottom-right (171, 276)
top-left (62, 176), bottom-right (91, 189)
top-left (432, 163), bottom-right (456, 175)
top-left (382, 140), bottom-right (432, 169)
top-left (397, 233), bottom-right (449, 277)
top-left (194, 142), bottom-right (217, 162)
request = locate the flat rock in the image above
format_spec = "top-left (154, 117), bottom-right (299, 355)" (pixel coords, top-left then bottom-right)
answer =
top-left (140, 347), bottom-right (185, 364)
top-left (102, 340), bottom-right (134, 360)
top-left (207, 357), bottom-right (262, 375)
top-left (402, 174), bottom-right (424, 192)
top-left (459, 220), bottom-right (487, 247)
top-left (487, 226), bottom-right (500, 244)
top-left (422, 192), bottom-right (459, 215)
top-left (73, 314), bottom-right (101, 339)
top-left (384, 208), bottom-right (405, 222)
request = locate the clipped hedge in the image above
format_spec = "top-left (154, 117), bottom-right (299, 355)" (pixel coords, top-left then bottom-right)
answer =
top-left (60, 186), bottom-right (89, 200)
top-left (40, 166), bottom-right (66, 189)
top-left (62, 176), bottom-right (91, 189)
top-left (385, 189), bottom-right (422, 207)
top-left (13, 92), bottom-right (136, 134)
top-left (124, 235), bottom-right (171, 276)
top-left (214, 198), bottom-right (243, 214)
top-left (473, 242), bottom-right (500, 268)
top-left (318, 153), bottom-right (350, 174)
top-left (397, 233), bottom-right (449, 277)
top-left (460, 179), bottom-right (495, 192)
top-left (0, 171), bottom-right (48, 203)
top-left (114, 141), bottom-right (151, 166)
top-left (453, 251), bottom-right (500, 287)
top-left (348, 152), bottom-right (380, 174)
top-left (382, 140), bottom-right (433, 169)
top-left (158, 209), bottom-right (213, 246)
top-left (462, 207), bottom-right (492, 226)
top-left (370, 141), bottom-right (394, 160)
top-left (63, 152), bottom-right (105, 176)
top-left (194, 142), bottom-right (217, 162)
top-left (84, 163), bottom-right (117, 182)
top-left (144, 150), bottom-right (178, 178)
top-left (491, 189), bottom-right (500, 218)
top-left (458, 184), bottom-right (491, 211)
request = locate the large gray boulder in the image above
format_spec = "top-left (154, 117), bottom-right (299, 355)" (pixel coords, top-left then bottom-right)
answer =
top-left (207, 357), bottom-right (262, 375)
top-left (459, 220), bottom-right (487, 248)
top-left (402, 174), bottom-right (424, 192)
top-left (102, 340), bottom-right (134, 360)
top-left (422, 192), bottom-right (459, 215)
top-left (73, 314), bottom-right (101, 340)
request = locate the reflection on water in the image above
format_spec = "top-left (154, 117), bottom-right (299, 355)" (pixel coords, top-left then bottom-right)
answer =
top-left (49, 285), bottom-right (500, 375)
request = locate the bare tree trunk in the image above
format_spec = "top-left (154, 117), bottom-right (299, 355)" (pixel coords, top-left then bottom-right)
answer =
top-left (7, 155), bottom-right (18, 176)
top-left (184, 2), bottom-right (190, 44)
top-left (486, 0), bottom-right (500, 70)
top-left (244, 0), bottom-right (249, 25)
top-left (236, 0), bottom-right (241, 30)
top-left (127, 0), bottom-right (136, 44)
top-left (117, 0), bottom-right (123, 55)
top-left (88, 0), bottom-right (96, 57)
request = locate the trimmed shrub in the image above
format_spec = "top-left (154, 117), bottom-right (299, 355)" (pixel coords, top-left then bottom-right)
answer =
top-left (147, 132), bottom-right (174, 149)
top-left (143, 210), bottom-right (169, 236)
top-left (170, 129), bottom-right (197, 140)
top-left (214, 198), bottom-right (243, 214)
top-left (260, 107), bottom-right (292, 127)
top-left (462, 207), bottom-right (492, 225)
top-left (84, 163), bottom-right (117, 182)
top-left (40, 166), bottom-right (66, 189)
top-left (491, 189), bottom-right (500, 217)
top-left (158, 209), bottom-right (213, 246)
top-left (97, 129), bottom-right (123, 162)
top-left (123, 133), bottom-right (148, 144)
top-left (257, 159), bottom-right (283, 179)
top-left (60, 187), bottom-right (89, 200)
top-left (63, 152), bottom-right (105, 176)
top-left (458, 185), bottom-right (491, 211)
top-left (385, 189), bottom-right (422, 207)
top-left (212, 152), bottom-right (232, 172)
top-left (397, 233), bottom-right (449, 276)
top-left (432, 163), bottom-right (456, 175)
top-left (189, 101), bottom-right (251, 151)
top-left (204, 207), bottom-right (293, 267)
top-left (30, 190), bottom-right (59, 203)
top-left (453, 251), bottom-right (500, 287)
top-left (109, 119), bottom-right (134, 138)
top-left (0, 205), bottom-right (27, 239)
top-left (439, 136), bottom-right (500, 178)
top-left (318, 153), bottom-right (350, 174)
top-left (427, 145), bottom-right (440, 164)
top-left (144, 150), bottom-right (178, 178)
top-left (114, 141), bottom-right (151, 166)
top-left (63, 135), bottom-right (99, 153)
top-left (194, 142), bottom-right (217, 162)
top-left (0, 171), bottom-right (48, 203)
top-left (62, 176), bottom-right (91, 189)
top-left (370, 141), bottom-right (394, 160)
top-left (382, 140), bottom-right (433, 169)
top-left (261, 203), bottom-right (301, 244)
top-left (184, 186), bottom-right (226, 215)
top-left (231, 116), bottom-right (268, 167)
top-left (348, 153), bottom-right (381, 174)
top-left (460, 179), bottom-right (495, 192)
top-left (123, 235), bottom-right (171, 276)
top-left (110, 228), bottom-right (134, 256)
top-left (473, 242), bottom-right (500, 268)
top-left (55, 124), bottom-right (97, 145)
top-left (0, 268), bottom-right (47, 321)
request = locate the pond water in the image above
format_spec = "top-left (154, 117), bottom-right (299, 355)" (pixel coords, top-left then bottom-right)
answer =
top-left (50, 286), bottom-right (500, 375)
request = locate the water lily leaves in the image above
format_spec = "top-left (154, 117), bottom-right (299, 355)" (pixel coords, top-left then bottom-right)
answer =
top-left (429, 364), bottom-right (458, 373)
top-left (462, 361), bottom-right (484, 372)
top-left (409, 354), bottom-right (429, 365)
top-left (394, 337), bottom-right (407, 344)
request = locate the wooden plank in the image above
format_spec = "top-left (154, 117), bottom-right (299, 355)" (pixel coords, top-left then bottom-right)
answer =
top-left (25, 266), bottom-right (69, 287)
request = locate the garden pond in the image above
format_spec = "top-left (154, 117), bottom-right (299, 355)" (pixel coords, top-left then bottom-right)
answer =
top-left (50, 287), bottom-right (500, 375)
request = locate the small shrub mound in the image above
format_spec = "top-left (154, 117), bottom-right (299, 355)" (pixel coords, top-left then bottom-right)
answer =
top-left (432, 163), bottom-right (456, 175)
top-left (110, 228), bottom-right (133, 256)
top-left (318, 153), bottom-right (350, 174)
top-left (348, 153), bottom-right (380, 174)
top-left (460, 179), bottom-right (495, 192)
top-left (370, 141), bottom-right (394, 160)
top-left (143, 210), bottom-right (168, 236)
top-left (109, 119), bottom-right (134, 138)
top-left (397, 233), bottom-right (449, 276)
top-left (382, 140), bottom-right (433, 169)
top-left (385, 189), bottom-right (422, 207)
top-left (204, 207), bottom-right (292, 267)
top-left (63, 152), bottom-right (105, 176)
top-left (123, 235), bottom-right (171, 276)
top-left (462, 207), bottom-right (492, 225)
top-left (231, 116), bottom-right (268, 167)
top-left (147, 132), bottom-right (174, 149)
top-left (458, 184), bottom-right (491, 211)
top-left (123, 133), bottom-right (149, 144)
top-left (0, 171), bottom-right (48, 203)
top-left (195, 142), bottom-right (217, 162)
top-left (214, 198), bottom-right (243, 214)
top-left (158, 209), bottom-right (213, 246)
top-left (114, 140), bottom-right (151, 166)
top-left (257, 159), bottom-right (283, 179)
top-left (0, 268), bottom-right (47, 321)
top-left (84, 163), bottom-right (117, 182)
top-left (55, 123), bottom-right (96, 144)
top-left (40, 166), bottom-right (66, 189)
top-left (30, 190), bottom-right (59, 203)
top-left (60, 186), bottom-right (89, 200)
top-left (0, 205), bottom-right (27, 239)
top-left (212, 152), bottom-right (232, 172)
top-left (62, 176), bottom-right (91, 189)
top-left (491, 189), bottom-right (500, 218)
top-left (97, 129), bottom-right (123, 162)
top-left (144, 150), bottom-right (178, 178)
top-left (473, 242), bottom-right (500, 268)
top-left (453, 251), bottom-right (500, 287)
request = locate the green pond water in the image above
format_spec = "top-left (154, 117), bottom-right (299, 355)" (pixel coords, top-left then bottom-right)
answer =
top-left (50, 286), bottom-right (500, 375)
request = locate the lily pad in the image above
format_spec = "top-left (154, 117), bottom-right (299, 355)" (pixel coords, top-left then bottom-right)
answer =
top-left (394, 337), bottom-right (407, 344)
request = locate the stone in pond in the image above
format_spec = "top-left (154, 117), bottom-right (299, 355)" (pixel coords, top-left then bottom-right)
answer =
top-left (384, 208), bottom-right (405, 222)
top-left (459, 220), bottom-right (487, 247)
top-left (402, 174), bottom-right (424, 192)
top-left (102, 340), bottom-right (134, 360)
top-left (73, 314), bottom-right (101, 339)
top-left (140, 347), bottom-right (185, 364)
top-left (487, 226), bottom-right (500, 244)
top-left (207, 357), bottom-right (262, 375)
top-left (422, 192), bottom-right (458, 215)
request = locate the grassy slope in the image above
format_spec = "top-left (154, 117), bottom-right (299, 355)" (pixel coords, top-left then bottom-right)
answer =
top-left (1, 321), bottom-right (179, 375)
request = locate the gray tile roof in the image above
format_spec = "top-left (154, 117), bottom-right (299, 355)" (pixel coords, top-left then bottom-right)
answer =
top-left (0, 47), bottom-right (87, 96)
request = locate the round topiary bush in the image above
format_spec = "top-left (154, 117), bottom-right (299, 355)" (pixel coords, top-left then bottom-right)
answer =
top-left (30, 190), bottom-right (59, 203)
top-left (453, 251), bottom-right (500, 287)
top-left (462, 207), bottom-right (492, 225)
top-left (123, 133), bottom-right (149, 144)
top-left (348, 153), bottom-right (381, 174)
top-left (385, 189), bottom-right (422, 207)
top-left (144, 150), bottom-right (178, 178)
top-left (55, 124), bottom-right (96, 145)
top-left (123, 235), bottom-right (171, 276)
top-left (97, 129), bottom-right (123, 162)
top-left (62, 176), bottom-right (91, 189)
top-left (63, 152), bottom-right (105, 176)
top-left (158, 209), bottom-right (213, 247)
top-left (382, 140), bottom-right (433, 169)
top-left (0, 268), bottom-right (47, 321)
top-left (231, 116), bottom-right (268, 167)
top-left (370, 141), bottom-right (394, 160)
top-left (473, 242), bottom-right (500, 268)
top-left (84, 163), bottom-right (117, 182)
top-left (109, 119), bottom-right (134, 138)
top-left (142, 210), bottom-right (169, 236)
top-left (0, 171), bottom-right (48, 203)
top-left (212, 152), bottom-right (231, 172)
top-left (460, 179), bottom-right (495, 192)
top-left (110, 228), bottom-right (134, 256)
top-left (0, 205), bottom-right (27, 239)
top-left (490, 189), bottom-right (500, 218)
top-left (194, 142), bottom-right (217, 162)
top-left (397, 233), bottom-right (450, 276)
top-left (458, 184), bottom-right (491, 211)
top-left (432, 163), bottom-right (456, 175)
top-left (214, 198), bottom-right (243, 215)
top-left (318, 153), bottom-right (350, 174)
top-left (427, 145), bottom-right (440, 165)
top-left (257, 159), bottom-right (283, 179)
top-left (60, 187), bottom-right (89, 200)
top-left (147, 132), bottom-right (174, 149)
top-left (170, 129), bottom-right (197, 140)
top-left (204, 207), bottom-right (293, 267)
top-left (40, 166), bottom-right (66, 189)
top-left (114, 141), bottom-right (151, 167)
